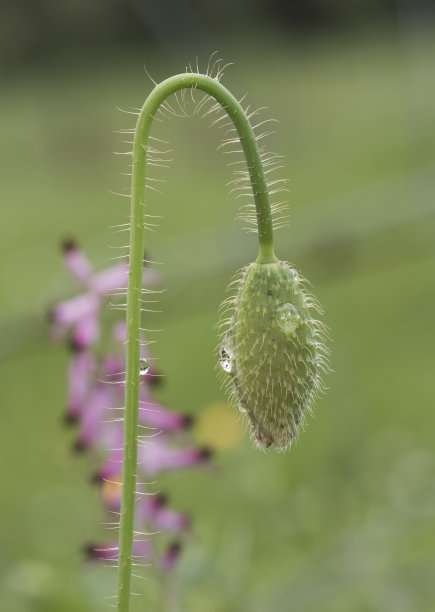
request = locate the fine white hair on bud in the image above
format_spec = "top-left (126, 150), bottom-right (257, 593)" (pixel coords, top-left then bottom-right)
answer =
top-left (218, 260), bottom-right (329, 450)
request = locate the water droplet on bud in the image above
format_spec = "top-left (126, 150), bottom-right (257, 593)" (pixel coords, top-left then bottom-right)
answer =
top-left (139, 358), bottom-right (149, 375)
top-left (219, 347), bottom-right (233, 373)
top-left (275, 303), bottom-right (301, 335)
top-left (219, 329), bottom-right (235, 374)
top-left (289, 269), bottom-right (299, 283)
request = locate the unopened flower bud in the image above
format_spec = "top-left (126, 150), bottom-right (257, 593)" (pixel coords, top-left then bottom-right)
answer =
top-left (219, 261), bottom-right (328, 450)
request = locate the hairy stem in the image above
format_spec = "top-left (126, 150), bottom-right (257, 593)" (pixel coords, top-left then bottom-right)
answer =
top-left (118, 73), bottom-right (277, 612)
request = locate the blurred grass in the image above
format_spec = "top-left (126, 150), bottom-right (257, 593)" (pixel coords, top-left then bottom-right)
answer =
top-left (1, 30), bottom-right (435, 611)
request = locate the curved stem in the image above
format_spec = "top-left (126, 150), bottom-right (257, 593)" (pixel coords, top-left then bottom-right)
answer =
top-left (118, 73), bottom-right (278, 612)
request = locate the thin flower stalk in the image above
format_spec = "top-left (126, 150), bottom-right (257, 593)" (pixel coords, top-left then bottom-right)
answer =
top-left (120, 68), bottom-right (327, 611)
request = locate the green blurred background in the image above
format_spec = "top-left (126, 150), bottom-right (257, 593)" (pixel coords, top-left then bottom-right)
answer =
top-left (1, 1), bottom-right (435, 610)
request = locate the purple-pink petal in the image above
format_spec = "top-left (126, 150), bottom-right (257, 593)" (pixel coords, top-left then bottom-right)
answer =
top-left (51, 292), bottom-right (98, 327)
top-left (112, 320), bottom-right (127, 344)
top-left (66, 352), bottom-right (95, 422)
top-left (62, 241), bottom-right (94, 287)
top-left (153, 503), bottom-right (189, 532)
top-left (138, 495), bottom-right (190, 531)
top-left (86, 539), bottom-right (151, 561)
top-left (99, 485), bottom-right (189, 532)
top-left (138, 397), bottom-right (191, 431)
top-left (91, 263), bottom-right (129, 295)
top-left (92, 263), bottom-right (160, 295)
top-left (76, 383), bottom-right (112, 449)
top-left (96, 425), bottom-right (124, 481)
top-left (71, 311), bottom-right (100, 350)
top-left (101, 355), bottom-right (125, 388)
top-left (138, 437), bottom-right (211, 476)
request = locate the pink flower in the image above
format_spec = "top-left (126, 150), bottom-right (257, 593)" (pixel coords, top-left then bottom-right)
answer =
top-left (95, 428), bottom-right (211, 481)
top-left (138, 435), bottom-right (212, 476)
top-left (139, 394), bottom-right (193, 431)
top-left (50, 240), bottom-right (160, 350)
top-left (99, 478), bottom-right (190, 533)
top-left (55, 241), bottom-right (211, 578)
top-left (138, 495), bottom-right (190, 532)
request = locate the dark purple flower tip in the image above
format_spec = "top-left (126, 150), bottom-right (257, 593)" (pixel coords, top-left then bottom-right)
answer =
top-left (84, 543), bottom-right (118, 561)
top-left (63, 412), bottom-right (79, 426)
top-left (72, 438), bottom-right (87, 453)
top-left (90, 472), bottom-right (104, 485)
top-left (83, 543), bottom-right (97, 559)
top-left (62, 240), bottom-right (94, 285)
top-left (69, 337), bottom-right (86, 352)
top-left (62, 238), bottom-right (77, 253)
top-left (70, 312), bottom-right (99, 351)
top-left (161, 541), bottom-right (182, 571)
top-left (181, 414), bottom-right (194, 428)
top-left (169, 541), bottom-right (181, 555)
top-left (155, 492), bottom-right (168, 506)
top-left (148, 371), bottom-right (164, 387)
top-left (199, 446), bottom-right (213, 461)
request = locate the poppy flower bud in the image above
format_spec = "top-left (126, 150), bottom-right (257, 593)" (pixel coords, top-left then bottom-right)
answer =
top-left (219, 261), bottom-right (328, 450)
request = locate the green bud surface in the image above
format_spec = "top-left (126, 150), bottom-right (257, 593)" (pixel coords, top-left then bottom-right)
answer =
top-left (219, 261), bottom-right (328, 450)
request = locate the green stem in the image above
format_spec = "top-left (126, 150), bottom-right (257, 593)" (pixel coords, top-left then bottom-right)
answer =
top-left (118, 73), bottom-right (277, 612)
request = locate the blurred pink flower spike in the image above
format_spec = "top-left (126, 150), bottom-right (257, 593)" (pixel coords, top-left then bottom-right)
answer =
top-left (55, 240), bottom-right (208, 582)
